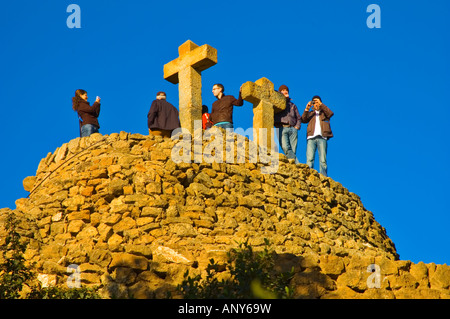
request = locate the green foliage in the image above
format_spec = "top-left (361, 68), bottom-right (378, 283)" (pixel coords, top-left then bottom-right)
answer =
top-left (0, 212), bottom-right (100, 299)
top-left (27, 286), bottom-right (100, 299)
top-left (177, 239), bottom-right (294, 299)
top-left (0, 212), bottom-right (35, 299)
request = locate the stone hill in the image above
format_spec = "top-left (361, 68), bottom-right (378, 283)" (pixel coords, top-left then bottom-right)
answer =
top-left (1, 130), bottom-right (449, 299)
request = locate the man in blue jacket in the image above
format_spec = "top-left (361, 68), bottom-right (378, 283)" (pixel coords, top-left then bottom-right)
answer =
top-left (274, 85), bottom-right (301, 163)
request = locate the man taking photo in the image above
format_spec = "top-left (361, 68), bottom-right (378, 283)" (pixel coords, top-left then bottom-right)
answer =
top-left (301, 95), bottom-right (334, 177)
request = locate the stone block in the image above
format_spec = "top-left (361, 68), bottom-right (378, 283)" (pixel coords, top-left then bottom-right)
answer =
top-left (68, 220), bottom-right (85, 235)
top-left (109, 253), bottom-right (148, 271)
top-left (430, 264), bottom-right (450, 289)
top-left (319, 255), bottom-right (345, 278)
top-left (113, 217), bottom-right (136, 233)
top-left (23, 176), bottom-right (37, 192)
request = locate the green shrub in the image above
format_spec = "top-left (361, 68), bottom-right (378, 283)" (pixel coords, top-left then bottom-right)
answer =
top-left (27, 286), bottom-right (100, 299)
top-left (177, 239), bottom-right (294, 299)
top-left (0, 212), bottom-right (35, 299)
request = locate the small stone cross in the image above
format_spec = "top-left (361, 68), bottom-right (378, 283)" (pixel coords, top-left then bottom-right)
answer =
top-left (241, 77), bottom-right (286, 150)
top-left (164, 40), bottom-right (218, 134)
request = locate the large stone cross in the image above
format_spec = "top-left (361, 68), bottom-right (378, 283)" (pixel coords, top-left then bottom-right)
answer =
top-left (163, 40), bottom-right (218, 134)
top-left (241, 77), bottom-right (286, 150)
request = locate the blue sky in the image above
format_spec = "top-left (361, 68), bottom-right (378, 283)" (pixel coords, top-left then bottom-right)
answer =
top-left (1, 1), bottom-right (449, 265)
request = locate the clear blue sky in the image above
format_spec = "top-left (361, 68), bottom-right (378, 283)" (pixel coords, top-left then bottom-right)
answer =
top-left (1, 1), bottom-right (449, 265)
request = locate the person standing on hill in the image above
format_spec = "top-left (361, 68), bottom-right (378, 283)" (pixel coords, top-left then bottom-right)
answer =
top-left (147, 91), bottom-right (181, 138)
top-left (210, 83), bottom-right (243, 130)
top-left (274, 84), bottom-right (301, 163)
top-left (301, 95), bottom-right (334, 177)
top-left (72, 89), bottom-right (101, 137)
top-left (202, 105), bottom-right (213, 130)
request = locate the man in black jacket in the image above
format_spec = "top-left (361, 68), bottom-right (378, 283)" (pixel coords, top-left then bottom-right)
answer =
top-left (301, 95), bottom-right (334, 177)
top-left (147, 92), bottom-right (181, 138)
top-left (274, 85), bottom-right (301, 163)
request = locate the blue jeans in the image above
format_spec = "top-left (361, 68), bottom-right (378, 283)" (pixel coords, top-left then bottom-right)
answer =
top-left (306, 136), bottom-right (328, 176)
top-left (277, 126), bottom-right (298, 162)
top-left (81, 124), bottom-right (99, 137)
top-left (214, 122), bottom-right (233, 130)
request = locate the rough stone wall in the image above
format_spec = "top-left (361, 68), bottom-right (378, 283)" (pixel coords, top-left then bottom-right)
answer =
top-left (0, 131), bottom-right (449, 299)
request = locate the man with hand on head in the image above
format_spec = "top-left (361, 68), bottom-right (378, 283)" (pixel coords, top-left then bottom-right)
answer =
top-left (210, 83), bottom-right (244, 130)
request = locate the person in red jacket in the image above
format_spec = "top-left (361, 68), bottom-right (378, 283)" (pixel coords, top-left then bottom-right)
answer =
top-left (202, 105), bottom-right (213, 130)
top-left (72, 89), bottom-right (101, 137)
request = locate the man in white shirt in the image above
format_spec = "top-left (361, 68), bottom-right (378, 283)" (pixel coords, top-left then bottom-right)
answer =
top-left (301, 95), bottom-right (334, 177)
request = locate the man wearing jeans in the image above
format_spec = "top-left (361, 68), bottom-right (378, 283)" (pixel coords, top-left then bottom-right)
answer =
top-left (301, 95), bottom-right (334, 177)
top-left (274, 85), bottom-right (301, 163)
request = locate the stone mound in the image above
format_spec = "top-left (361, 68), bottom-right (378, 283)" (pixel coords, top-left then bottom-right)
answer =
top-left (1, 131), bottom-right (449, 299)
